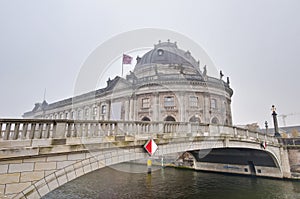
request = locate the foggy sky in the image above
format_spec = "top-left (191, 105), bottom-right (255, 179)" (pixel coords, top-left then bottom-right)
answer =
top-left (1, 0), bottom-right (300, 128)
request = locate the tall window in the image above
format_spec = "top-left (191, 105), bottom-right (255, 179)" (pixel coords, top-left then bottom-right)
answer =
top-left (77, 110), bottom-right (82, 120)
top-left (101, 105), bottom-right (107, 114)
top-left (85, 108), bottom-right (89, 118)
top-left (93, 107), bottom-right (98, 115)
top-left (142, 98), bottom-right (150, 108)
top-left (71, 111), bottom-right (74, 119)
top-left (164, 96), bottom-right (175, 107)
top-left (211, 99), bottom-right (217, 109)
top-left (189, 96), bottom-right (198, 107)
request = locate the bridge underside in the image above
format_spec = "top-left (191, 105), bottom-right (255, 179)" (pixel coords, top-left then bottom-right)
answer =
top-left (190, 148), bottom-right (281, 178)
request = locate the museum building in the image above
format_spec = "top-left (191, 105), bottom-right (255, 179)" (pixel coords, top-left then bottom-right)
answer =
top-left (23, 41), bottom-right (233, 125)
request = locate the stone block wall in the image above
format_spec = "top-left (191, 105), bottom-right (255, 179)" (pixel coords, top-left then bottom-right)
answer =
top-left (288, 149), bottom-right (300, 174)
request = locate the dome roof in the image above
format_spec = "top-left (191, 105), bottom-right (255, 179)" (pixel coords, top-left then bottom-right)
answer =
top-left (134, 41), bottom-right (200, 71)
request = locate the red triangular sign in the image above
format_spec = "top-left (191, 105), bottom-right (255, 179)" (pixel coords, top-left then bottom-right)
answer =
top-left (144, 139), bottom-right (158, 156)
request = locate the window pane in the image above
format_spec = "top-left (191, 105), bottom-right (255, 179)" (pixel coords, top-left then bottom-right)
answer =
top-left (189, 96), bottom-right (198, 107)
top-left (164, 96), bottom-right (174, 107)
top-left (93, 107), bottom-right (98, 115)
top-left (211, 99), bottom-right (217, 109)
top-left (142, 98), bottom-right (150, 108)
top-left (101, 105), bottom-right (107, 114)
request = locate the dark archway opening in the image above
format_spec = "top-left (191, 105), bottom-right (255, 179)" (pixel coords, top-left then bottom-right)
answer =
top-left (141, 116), bottom-right (150, 121)
top-left (164, 116), bottom-right (176, 122)
top-left (189, 116), bottom-right (201, 123)
top-left (211, 117), bottom-right (219, 124)
top-left (190, 148), bottom-right (278, 168)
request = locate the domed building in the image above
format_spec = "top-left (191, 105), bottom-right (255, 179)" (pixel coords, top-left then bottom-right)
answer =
top-left (23, 41), bottom-right (233, 125)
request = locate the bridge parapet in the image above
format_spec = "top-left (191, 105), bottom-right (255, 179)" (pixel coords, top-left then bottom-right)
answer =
top-left (0, 119), bottom-right (278, 149)
top-left (0, 119), bottom-right (289, 198)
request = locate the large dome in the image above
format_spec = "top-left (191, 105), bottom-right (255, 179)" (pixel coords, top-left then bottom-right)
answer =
top-left (134, 41), bottom-right (201, 75)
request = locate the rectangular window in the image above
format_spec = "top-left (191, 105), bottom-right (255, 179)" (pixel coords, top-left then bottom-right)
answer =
top-left (101, 105), bottom-right (107, 114)
top-left (189, 96), bottom-right (198, 107)
top-left (211, 99), bottom-right (217, 109)
top-left (164, 96), bottom-right (175, 107)
top-left (142, 98), bottom-right (150, 108)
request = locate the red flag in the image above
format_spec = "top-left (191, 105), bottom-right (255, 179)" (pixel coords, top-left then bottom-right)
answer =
top-left (122, 54), bottom-right (133, 64)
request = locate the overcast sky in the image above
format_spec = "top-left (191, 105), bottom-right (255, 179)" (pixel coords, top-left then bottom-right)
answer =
top-left (0, 0), bottom-right (300, 128)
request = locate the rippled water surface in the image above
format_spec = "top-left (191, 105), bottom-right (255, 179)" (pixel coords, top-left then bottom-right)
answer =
top-left (44, 163), bottom-right (300, 199)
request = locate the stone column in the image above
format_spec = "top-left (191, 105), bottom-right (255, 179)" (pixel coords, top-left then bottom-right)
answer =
top-left (179, 92), bottom-right (185, 122)
top-left (204, 94), bottom-right (210, 123)
top-left (153, 92), bottom-right (159, 121)
top-left (129, 98), bottom-right (133, 121)
top-left (124, 98), bottom-right (130, 121)
top-left (107, 100), bottom-right (111, 120)
top-left (133, 95), bottom-right (137, 121)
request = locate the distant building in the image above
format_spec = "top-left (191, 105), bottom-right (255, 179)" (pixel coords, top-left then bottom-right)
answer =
top-left (263, 126), bottom-right (300, 138)
top-left (23, 41), bottom-right (233, 125)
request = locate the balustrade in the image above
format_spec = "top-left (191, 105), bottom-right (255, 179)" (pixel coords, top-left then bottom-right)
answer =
top-left (0, 119), bottom-right (279, 148)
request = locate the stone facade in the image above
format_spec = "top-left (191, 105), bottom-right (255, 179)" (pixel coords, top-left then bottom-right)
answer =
top-left (23, 41), bottom-right (233, 125)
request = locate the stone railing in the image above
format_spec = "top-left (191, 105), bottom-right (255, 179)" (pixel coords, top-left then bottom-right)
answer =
top-left (0, 119), bottom-right (278, 147)
top-left (280, 138), bottom-right (300, 146)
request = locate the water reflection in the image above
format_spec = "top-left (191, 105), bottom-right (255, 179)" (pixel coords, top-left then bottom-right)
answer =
top-left (43, 163), bottom-right (300, 199)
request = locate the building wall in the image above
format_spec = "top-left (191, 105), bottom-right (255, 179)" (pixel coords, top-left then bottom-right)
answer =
top-left (25, 81), bottom-right (233, 126)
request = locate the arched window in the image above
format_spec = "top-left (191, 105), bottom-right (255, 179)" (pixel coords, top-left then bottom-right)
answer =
top-left (85, 108), bottom-right (90, 118)
top-left (211, 117), bottom-right (219, 124)
top-left (164, 116), bottom-right (176, 122)
top-left (77, 110), bottom-right (82, 120)
top-left (65, 112), bottom-right (69, 119)
top-left (189, 116), bottom-right (201, 123)
top-left (70, 111), bottom-right (74, 119)
top-left (141, 116), bottom-right (151, 121)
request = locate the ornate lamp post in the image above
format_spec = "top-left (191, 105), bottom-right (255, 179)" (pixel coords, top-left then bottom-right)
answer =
top-left (272, 105), bottom-right (281, 137)
top-left (265, 121), bottom-right (268, 135)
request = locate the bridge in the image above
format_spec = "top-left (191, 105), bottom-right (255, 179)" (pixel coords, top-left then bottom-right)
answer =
top-left (0, 119), bottom-right (296, 198)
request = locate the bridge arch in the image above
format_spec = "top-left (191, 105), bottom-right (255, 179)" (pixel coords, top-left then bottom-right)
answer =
top-left (16, 140), bottom-right (283, 198)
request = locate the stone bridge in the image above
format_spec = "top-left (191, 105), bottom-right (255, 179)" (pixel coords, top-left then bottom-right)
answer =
top-left (0, 119), bottom-right (292, 198)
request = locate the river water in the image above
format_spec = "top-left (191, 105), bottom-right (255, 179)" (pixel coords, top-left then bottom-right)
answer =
top-left (44, 163), bottom-right (300, 199)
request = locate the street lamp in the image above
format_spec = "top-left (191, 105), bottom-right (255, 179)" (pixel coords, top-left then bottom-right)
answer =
top-left (265, 121), bottom-right (268, 135)
top-left (272, 105), bottom-right (281, 137)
